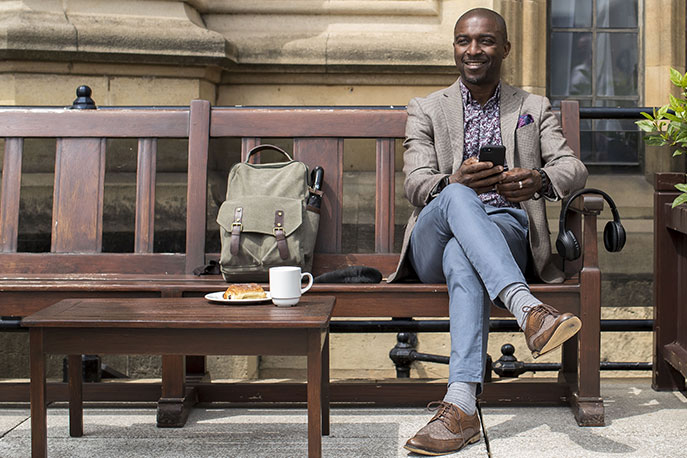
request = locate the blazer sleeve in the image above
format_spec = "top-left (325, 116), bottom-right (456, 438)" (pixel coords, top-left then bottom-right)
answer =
top-left (536, 97), bottom-right (588, 199)
top-left (402, 97), bottom-right (447, 207)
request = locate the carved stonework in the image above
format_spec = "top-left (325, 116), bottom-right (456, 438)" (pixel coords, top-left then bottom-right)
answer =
top-left (0, 0), bottom-right (235, 66)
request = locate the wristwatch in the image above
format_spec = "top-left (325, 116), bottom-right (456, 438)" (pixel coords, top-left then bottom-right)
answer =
top-left (532, 167), bottom-right (553, 200)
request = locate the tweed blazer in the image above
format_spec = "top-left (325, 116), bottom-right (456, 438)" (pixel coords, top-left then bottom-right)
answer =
top-left (388, 79), bottom-right (588, 284)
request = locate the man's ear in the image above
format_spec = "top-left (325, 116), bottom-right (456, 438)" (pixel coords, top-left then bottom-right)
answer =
top-left (503, 40), bottom-right (511, 58)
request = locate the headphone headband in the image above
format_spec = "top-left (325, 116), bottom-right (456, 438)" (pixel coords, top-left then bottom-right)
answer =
top-left (559, 188), bottom-right (621, 234)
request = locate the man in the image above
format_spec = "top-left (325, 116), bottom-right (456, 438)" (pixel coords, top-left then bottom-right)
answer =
top-left (387, 8), bottom-right (588, 456)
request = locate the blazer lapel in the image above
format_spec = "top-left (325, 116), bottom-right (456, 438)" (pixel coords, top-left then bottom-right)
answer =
top-left (500, 83), bottom-right (523, 169)
top-left (439, 80), bottom-right (464, 173)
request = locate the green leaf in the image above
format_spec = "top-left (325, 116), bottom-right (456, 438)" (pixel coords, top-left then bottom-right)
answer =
top-left (664, 113), bottom-right (682, 123)
top-left (658, 105), bottom-right (669, 118)
top-left (644, 134), bottom-right (667, 146)
top-left (671, 192), bottom-right (687, 208)
top-left (635, 119), bottom-right (656, 132)
top-left (675, 183), bottom-right (687, 192)
top-left (671, 67), bottom-right (684, 86)
top-left (640, 111), bottom-right (655, 120)
top-left (673, 150), bottom-right (684, 157)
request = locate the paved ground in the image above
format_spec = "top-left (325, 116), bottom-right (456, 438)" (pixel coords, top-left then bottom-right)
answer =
top-left (1, 378), bottom-right (686, 457)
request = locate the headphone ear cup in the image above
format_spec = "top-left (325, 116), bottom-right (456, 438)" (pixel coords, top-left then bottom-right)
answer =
top-left (556, 229), bottom-right (581, 261)
top-left (603, 220), bottom-right (626, 252)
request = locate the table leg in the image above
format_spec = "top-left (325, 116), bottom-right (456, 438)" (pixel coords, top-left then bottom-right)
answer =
top-left (68, 355), bottom-right (83, 437)
top-left (30, 328), bottom-right (47, 458)
top-left (307, 329), bottom-right (323, 458)
top-left (322, 332), bottom-right (330, 436)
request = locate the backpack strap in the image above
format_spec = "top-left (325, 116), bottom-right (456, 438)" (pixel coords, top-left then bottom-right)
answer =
top-left (230, 207), bottom-right (243, 255)
top-left (274, 209), bottom-right (289, 260)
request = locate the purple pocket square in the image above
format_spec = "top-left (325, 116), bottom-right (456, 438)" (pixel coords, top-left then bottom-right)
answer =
top-left (517, 114), bottom-right (534, 128)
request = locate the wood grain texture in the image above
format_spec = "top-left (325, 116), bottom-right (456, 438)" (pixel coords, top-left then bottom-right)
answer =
top-left (307, 328), bottom-right (323, 457)
top-left (375, 138), bottom-right (395, 253)
top-left (135, 138), bottom-right (157, 253)
top-left (210, 108), bottom-right (407, 138)
top-left (0, 138), bottom-right (22, 252)
top-left (22, 296), bottom-right (335, 329)
top-left (51, 138), bottom-right (106, 253)
top-left (68, 354), bottom-right (83, 437)
top-left (0, 109), bottom-right (189, 138)
top-left (293, 138), bottom-right (344, 253)
top-left (652, 177), bottom-right (687, 391)
top-left (29, 328), bottom-right (47, 458)
top-left (185, 99), bottom-right (211, 273)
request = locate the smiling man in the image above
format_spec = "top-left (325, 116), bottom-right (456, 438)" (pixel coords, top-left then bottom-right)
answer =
top-left (387, 8), bottom-right (589, 456)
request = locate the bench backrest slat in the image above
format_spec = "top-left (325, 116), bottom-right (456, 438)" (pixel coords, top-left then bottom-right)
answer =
top-left (375, 138), bottom-right (395, 253)
top-left (134, 138), bottom-right (157, 253)
top-left (52, 138), bottom-right (106, 252)
top-left (185, 100), bottom-right (211, 273)
top-left (0, 138), bottom-right (23, 252)
top-left (293, 137), bottom-right (344, 253)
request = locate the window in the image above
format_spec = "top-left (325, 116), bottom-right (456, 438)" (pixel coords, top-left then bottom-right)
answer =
top-left (548, 0), bottom-right (641, 170)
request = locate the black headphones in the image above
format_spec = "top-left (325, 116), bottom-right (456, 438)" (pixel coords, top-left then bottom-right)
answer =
top-left (556, 188), bottom-right (626, 261)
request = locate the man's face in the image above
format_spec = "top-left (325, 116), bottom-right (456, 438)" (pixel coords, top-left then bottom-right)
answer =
top-left (453, 14), bottom-right (510, 87)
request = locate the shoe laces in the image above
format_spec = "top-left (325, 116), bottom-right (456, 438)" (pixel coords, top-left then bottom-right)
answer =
top-left (426, 401), bottom-right (461, 432)
top-left (523, 303), bottom-right (559, 322)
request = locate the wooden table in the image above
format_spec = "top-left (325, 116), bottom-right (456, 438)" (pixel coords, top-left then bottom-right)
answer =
top-left (23, 295), bottom-right (335, 458)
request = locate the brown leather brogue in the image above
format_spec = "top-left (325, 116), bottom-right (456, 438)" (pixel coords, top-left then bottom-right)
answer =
top-left (524, 303), bottom-right (582, 358)
top-left (404, 401), bottom-right (480, 456)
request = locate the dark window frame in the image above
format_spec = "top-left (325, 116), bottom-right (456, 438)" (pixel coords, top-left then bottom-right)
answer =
top-left (547, 0), bottom-right (644, 171)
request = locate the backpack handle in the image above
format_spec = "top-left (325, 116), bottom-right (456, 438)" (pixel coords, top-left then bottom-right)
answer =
top-left (245, 144), bottom-right (293, 163)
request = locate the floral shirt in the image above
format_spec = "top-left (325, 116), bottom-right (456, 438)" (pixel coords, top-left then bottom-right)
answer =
top-left (460, 80), bottom-right (516, 208)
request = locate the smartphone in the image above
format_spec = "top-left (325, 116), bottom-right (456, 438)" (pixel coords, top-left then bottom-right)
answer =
top-left (479, 144), bottom-right (506, 168)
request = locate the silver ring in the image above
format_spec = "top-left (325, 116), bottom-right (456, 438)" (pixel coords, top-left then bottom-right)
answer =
top-left (518, 181), bottom-right (523, 190)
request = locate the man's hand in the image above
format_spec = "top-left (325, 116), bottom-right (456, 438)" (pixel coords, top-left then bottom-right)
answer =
top-left (495, 168), bottom-right (542, 202)
top-left (449, 157), bottom-right (504, 194)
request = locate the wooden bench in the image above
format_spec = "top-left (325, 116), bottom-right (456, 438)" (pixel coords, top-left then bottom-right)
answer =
top-left (652, 172), bottom-right (687, 392)
top-left (0, 92), bottom-right (605, 426)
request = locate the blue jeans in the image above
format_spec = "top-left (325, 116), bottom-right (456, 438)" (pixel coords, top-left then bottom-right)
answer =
top-left (409, 183), bottom-right (529, 386)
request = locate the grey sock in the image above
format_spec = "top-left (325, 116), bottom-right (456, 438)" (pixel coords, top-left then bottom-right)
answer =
top-left (498, 282), bottom-right (540, 330)
top-left (443, 382), bottom-right (477, 415)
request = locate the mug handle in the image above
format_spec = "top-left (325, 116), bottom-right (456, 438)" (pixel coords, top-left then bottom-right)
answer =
top-left (300, 272), bottom-right (314, 294)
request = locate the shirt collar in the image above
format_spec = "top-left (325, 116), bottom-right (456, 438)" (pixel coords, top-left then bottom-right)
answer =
top-left (459, 79), bottom-right (501, 107)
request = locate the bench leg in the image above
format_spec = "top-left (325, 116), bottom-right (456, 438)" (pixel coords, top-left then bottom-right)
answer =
top-left (185, 355), bottom-right (208, 383)
top-left (573, 269), bottom-right (604, 427)
top-left (157, 355), bottom-right (196, 428)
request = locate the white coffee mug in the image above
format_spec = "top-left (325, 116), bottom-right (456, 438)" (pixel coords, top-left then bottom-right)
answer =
top-left (268, 266), bottom-right (314, 306)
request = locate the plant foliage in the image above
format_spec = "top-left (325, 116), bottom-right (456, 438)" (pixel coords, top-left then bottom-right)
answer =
top-left (636, 68), bottom-right (687, 207)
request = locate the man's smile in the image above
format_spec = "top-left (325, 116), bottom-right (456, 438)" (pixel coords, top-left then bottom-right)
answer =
top-left (463, 60), bottom-right (487, 70)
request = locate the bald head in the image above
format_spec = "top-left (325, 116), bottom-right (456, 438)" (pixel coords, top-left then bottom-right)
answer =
top-left (456, 8), bottom-right (508, 42)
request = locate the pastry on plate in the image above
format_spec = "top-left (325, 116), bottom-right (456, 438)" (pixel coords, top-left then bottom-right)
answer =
top-left (223, 283), bottom-right (266, 300)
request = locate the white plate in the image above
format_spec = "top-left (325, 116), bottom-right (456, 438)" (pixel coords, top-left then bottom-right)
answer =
top-left (204, 291), bottom-right (272, 304)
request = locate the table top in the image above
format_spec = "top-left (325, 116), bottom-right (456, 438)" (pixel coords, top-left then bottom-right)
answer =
top-left (22, 295), bottom-right (335, 329)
